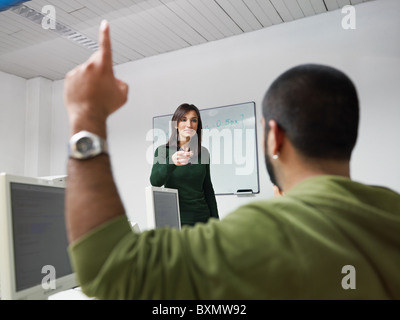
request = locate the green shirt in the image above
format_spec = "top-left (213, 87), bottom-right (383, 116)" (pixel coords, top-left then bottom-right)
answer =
top-left (149, 145), bottom-right (219, 226)
top-left (68, 175), bottom-right (400, 299)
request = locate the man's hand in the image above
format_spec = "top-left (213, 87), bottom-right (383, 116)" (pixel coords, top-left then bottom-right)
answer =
top-left (63, 20), bottom-right (128, 137)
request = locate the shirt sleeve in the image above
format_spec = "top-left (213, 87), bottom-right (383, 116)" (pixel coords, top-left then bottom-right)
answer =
top-left (149, 146), bottom-right (176, 187)
top-left (68, 201), bottom-right (301, 300)
top-left (68, 215), bottom-right (207, 300)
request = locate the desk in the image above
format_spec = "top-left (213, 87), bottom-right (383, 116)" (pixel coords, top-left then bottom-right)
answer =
top-left (48, 287), bottom-right (94, 300)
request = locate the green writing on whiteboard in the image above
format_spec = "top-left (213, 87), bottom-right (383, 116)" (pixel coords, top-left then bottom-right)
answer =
top-left (204, 114), bottom-right (244, 130)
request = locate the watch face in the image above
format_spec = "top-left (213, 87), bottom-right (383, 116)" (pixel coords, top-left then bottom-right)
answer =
top-left (70, 131), bottom-right (107, 159)
top-left (76, 137), bottom-right (93, 153)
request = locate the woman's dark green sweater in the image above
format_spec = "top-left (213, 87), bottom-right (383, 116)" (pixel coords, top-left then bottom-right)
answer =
top-left (150, 145), bottom-right (219, 226)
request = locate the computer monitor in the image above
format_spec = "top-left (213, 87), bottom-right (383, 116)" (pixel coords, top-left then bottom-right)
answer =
top-left (0, 173), bottom-right (76, 300)
top-left (145, 186), bottom-right (181, 230)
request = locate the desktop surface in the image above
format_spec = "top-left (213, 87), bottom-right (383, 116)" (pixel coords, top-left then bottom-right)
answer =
top-left (48, 287), bottom-right (94, 300)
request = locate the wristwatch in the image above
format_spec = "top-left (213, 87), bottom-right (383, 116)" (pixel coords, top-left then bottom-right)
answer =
top-left (69, 130), bottom-right (108, 160)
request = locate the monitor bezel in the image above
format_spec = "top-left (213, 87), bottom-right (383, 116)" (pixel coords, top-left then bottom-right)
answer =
top-left (0, 173), bottom-right (77, 300)
top-left (145, 186), bottom-right (181, 230)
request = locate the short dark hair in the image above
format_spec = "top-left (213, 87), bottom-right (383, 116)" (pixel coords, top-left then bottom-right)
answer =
top-left (262, 64), bottom-right (359, 160)
top-left (167, 103), bottom-right (203, 154)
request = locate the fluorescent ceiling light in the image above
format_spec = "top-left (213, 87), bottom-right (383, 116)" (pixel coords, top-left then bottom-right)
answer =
top-left (9, 4), bottom-right (99, 51)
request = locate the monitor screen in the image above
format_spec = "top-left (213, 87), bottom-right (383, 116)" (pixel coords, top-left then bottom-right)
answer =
top-left (153, 190), bottom-right (180, 229)
top-left (145, 186), bottom-right (181, 230)
top-left (11, 182), bottom-right (72, 292)
top-left (0, 173), bottom-right (76, 300)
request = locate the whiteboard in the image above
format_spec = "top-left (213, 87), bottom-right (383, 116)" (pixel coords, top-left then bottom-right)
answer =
top-left (152, 102), bottom-right (260, 195)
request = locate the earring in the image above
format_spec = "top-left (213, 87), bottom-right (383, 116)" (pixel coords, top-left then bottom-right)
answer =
top-left (272, 153), bottom-right (280, 160)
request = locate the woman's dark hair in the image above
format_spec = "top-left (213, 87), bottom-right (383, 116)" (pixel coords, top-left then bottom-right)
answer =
top-left (166, 103), bottom-right (203, 155)
top-left (262, 64), bottom-right (359, 161)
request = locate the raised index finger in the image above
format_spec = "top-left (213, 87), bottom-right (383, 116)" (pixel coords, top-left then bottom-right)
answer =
top-left (99, 20), bottom-right (113, 70)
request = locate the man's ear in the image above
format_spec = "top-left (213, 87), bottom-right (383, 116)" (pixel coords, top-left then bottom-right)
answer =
top-left (268, 120), bottom-right (284, 157)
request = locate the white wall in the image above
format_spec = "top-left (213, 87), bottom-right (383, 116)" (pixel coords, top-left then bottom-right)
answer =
top-left (0, 71), bottom-right (26, 175)
top-left (24, 77), bottom-right (53, 177)
top-left (0, 72), bottom-right (57, 178)
top-left (46, 0), bottom-right (400, 229)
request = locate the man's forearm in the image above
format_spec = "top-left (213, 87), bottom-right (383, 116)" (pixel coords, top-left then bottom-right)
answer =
top-left (63, 20), bottom-right (128, 244)
top-left (66, 154), bottom-right (125, 243)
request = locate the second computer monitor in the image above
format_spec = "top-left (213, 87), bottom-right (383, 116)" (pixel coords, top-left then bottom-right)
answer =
top-left (145, 186), bottom-right (181, 230)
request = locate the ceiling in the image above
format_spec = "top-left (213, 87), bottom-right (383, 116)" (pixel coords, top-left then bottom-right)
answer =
top-left (0, 0), bottom-right (373, 81)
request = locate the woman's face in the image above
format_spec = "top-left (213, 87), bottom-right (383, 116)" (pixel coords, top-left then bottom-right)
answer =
top-left (177, 110), bottom-right (198, 142)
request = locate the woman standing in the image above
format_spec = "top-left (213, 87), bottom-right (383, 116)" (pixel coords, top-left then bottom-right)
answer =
top-left (150, 103), bottom-right (219, 227)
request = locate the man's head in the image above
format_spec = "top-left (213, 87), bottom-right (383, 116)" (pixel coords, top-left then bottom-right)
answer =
top-left (262, 64), bottom-right (359, 191)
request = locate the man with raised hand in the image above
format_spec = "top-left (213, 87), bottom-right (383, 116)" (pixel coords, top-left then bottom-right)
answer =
top-left (64, 21), bottom-right (400, 300)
